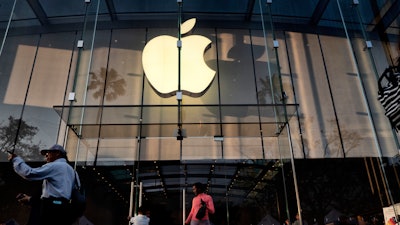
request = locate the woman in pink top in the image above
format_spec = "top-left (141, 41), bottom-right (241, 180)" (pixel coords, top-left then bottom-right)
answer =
top-left (185, 182), bottom-right (215, 225)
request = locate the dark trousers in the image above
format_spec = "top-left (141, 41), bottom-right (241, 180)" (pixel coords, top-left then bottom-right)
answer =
top-left (40, 197), bottom-right (74, 225)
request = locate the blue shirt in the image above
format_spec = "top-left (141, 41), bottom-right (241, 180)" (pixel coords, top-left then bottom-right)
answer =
top-left (12, 156), bottom-right (76, 199)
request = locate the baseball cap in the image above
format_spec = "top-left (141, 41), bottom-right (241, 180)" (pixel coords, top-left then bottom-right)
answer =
top-left (40, 144), bottom-right (67, 155)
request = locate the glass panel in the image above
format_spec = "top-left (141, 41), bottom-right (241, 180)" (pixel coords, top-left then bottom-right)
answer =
top-left (286, 31), bottom-right (343, 158)
top-left (22, 32), bottom-right (76, 151)
top-left (320, 33), bottom-right (376, 157)
top-left (348, 2), bottom-right (400, 156)
top-left (85, 29), bottom-right (111, 105)
top-left (0, 0), bottom-right (42, 161)
top-left (337, 0), bottom-right (400, 220)
top-left (260, 1), bottom-right (299, 221)
top-left (54, 104), bottom-right (298, 139)
top-left (69, 0), bottom-right (101, 134)
top-left (0, 0), bottom-right (15, 56)
top-left (0, 35), bottom-right (39, 161)
top-left (218, 29), bottom-right (258, 104)
top-left (105, 29), bottom-right (146, 105)
top-left (39, 0), bottom-right (108, 21)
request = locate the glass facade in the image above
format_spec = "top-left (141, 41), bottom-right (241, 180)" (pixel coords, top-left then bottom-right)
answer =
top-left (0, 0), bottom-right (399, 225)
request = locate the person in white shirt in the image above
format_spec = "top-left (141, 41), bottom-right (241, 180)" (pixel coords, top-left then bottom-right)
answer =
top-left (129, 206), bottom-right (150, 225)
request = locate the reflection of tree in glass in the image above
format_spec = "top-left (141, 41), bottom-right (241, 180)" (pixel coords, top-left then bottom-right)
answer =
top-left (324, 120), bottom-right (361, 157)
top-left (0, 116), bottom-right (41, 160)
top-left (88, 68), bottom-right (127, 101)
top-left (257, 73), bottom-right (283, 104)
top-left (257, 76), bottom-right (272, 104)
top-left (299, 118), bottom-right (361, 157)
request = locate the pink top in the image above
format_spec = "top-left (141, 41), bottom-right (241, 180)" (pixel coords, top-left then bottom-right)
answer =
top-left (185, 193), bottom-right (215, 223)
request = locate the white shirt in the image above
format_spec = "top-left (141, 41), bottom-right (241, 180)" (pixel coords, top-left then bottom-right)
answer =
top-left (130, 214), bottom-right (150, 225)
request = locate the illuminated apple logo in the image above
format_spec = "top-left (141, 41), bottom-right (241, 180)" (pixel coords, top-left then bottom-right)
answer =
top-left (142, 18), bottom-right (215, 96)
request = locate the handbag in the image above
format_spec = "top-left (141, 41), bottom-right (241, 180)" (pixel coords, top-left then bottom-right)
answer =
top-left (195, 199), bottom-right (207, 220)
top-left (69, 171), bottom-right (86, 219)
top-left (378, 66), bottom-right (400, 131)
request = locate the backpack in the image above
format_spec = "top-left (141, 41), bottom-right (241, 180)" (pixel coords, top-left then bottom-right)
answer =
top-left (195, 199), bottom-right (207, 219)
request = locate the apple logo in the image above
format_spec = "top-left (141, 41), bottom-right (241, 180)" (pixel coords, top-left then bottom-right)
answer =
top-left (142, 18), bottom-right (215, 96)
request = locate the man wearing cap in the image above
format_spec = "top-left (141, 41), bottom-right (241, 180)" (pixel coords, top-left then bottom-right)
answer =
top-left (8, 144), bottom-right (79, 225)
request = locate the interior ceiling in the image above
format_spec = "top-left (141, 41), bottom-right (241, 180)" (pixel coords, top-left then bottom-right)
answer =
top-left (81, 159), bottom-right (283, 206)
top-left (2, 0), bottom-right (399, 207)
